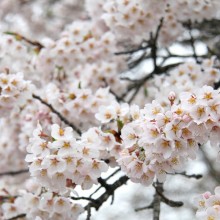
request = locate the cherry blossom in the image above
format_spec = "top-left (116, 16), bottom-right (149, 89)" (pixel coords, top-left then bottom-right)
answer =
top-left (1, 1), bottom-right (220, 219)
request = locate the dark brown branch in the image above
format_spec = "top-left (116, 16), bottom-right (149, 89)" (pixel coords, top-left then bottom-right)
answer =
top-left (109, 88), bottom-right (125, 102)
top-left (6, 214), bottom-right (26, 220)
top-left (150, 18), bottom-right (164, 72)
top-left (214, 79), bottom-right (220, 90)
top-left (86, 175), bottom-right (129, 211)
top-left (110, 192), bottom-right (115, 205)
top-left (152, 181), bottom-right (162, 220)
top-left (89, 168), bottom-right (121, 198)
top-left (153, 182), bottom-right (183, 208)
top-left (168, 172), bottom-right (203, 179)
top-left (97, 177), bottom-right (110, 190)
top-left (123, 62), bottom-right (182, 103)
top-left (135, 182), bottom-right (183, 217)
top-left (86, 204), bottom-right (91, 220)
top-left (114, 44), bottom-right (149, 55)
top-left (103, 79), bottom-right (125, 102)
top-left (0, 195), bottom-right (18, 202)
top-left (135, 202), bottom-right (153, 212)
top-left (135, 182), bottom-right (183, 219)
top-left (0, 169), bottom-right (28, 177)
top-left (4, 32), bottom-right (44, 50)
top-left (71, 196), bottom-right (96, 203)
top-left (33, 94), bottom-right (82, 136)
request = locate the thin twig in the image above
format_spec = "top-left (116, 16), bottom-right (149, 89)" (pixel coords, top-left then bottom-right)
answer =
top-left (0, 169), bottom-right (28, 177)
top-left (123, 62), bottom-right (181, 103)
top-left (135, 202), bottom-right (153, 212)
top-left (103, 79), bottom-right (125, 102)
top-left (0, 195), bottom-right (18, 201)
top-left (153, 182), bottom-right (183, 208)
top-left (6, 214), bottom-right (26, 220)
top-left (71, 196), bottom-right (96, 203)
top-left (114, 45), bottom-right (149, 55)
top-left (33, 94), bottom-right (82, 136)
top-left (168, 172), bottom-right (203, 179)
top-left (105, 168), bottom-right (121, 181)
top-left (110, 192), bottom-right (115, 205)
top-left (4, 32), bottom-right (44, 50)
top-left (135, 181), bottom-right (183, 215)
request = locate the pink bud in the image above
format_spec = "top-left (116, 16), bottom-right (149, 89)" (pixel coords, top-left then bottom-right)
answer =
top-left (168, 91), bottom-right (176, 102)
top-left (203, 192), bottom-right (211, 199)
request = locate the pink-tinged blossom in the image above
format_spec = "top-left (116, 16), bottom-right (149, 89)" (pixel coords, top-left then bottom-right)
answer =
top-left (143, 100), bottom-right (164, 119)
top-left (27, 124), bottom-right (108, 192)
top-left (51, 124), bottom-right (74, 141)
top-left (2, 191), bottom-right (84, 220)
top-left (195, 187), bottom-right (220, 219)
top-left (0, 72), bottom-right (34, 116)
top-left (95, 105), bottom-right (117, 123)
top-left (41, 155), bottom-right (66, 176)
top-left (118, 86), bottom-right (220, 187)
top-left (2, 203), bottom-right (22, 219)
top-left (130, 104), bottom-right (140, 120)
top-left (121, 124), bottom-right (138, 148)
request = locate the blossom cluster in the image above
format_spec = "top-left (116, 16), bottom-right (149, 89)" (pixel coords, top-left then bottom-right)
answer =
top-left (35, 20), bottom-right (126, 92)
top-left (26, 123), bottom-right (108, 191)
top-left (43, 84), bottom-right (116, 128)
top-left (0, 34), bottom-right (33, 74)
top-left (0, 0), bottom-right (85, 39)
top-left (81, 126), bottom-right (123, 164)
top-left (0, 0), bottom-right (220, 219)
top-left (2, 191), bottom-right (83, 220)
top-left (142, 58), bottom-right (220, 108)
top-left (194, 186), bottom-right (220, 219)
top-left (0, 71), bottom-right (34, 117)
top-left (87, 0), bottom-right (220, 45)
top-left (116, 85), bottom-right (220, 185)
top-left (0, 117), bottom-right (28, 173)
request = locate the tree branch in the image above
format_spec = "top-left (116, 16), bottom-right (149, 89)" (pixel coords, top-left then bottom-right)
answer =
top-left (4, 32), bottom-right (44, 51)
top-left (6, 214), bottom-right (26, 220)
top-left (33, 94), bottom-right (82, 136)
top-left (168, 172), bottom-right (203, 179)
top-left (86, 175), bottom-right (129, 211)
top-left (89, 168), bottom-right (121, 198)
top-left (0, 169), bottom-right (28, 177)
top-left (71, 196), bottom-right (96, 203)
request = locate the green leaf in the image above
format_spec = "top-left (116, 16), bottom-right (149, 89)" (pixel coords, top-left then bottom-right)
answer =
top-left (117, 119), bottom-right (124, 132)
top-left (144, 87), bottom-right (148, 97)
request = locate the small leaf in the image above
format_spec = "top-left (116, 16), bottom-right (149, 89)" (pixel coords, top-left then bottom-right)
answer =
top-left (144, 87), bottom-right (148, 97)
top-left (117, 119), bottom-right (124, 132)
